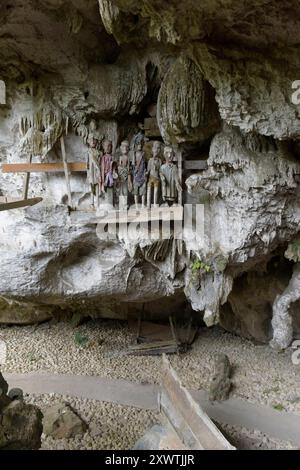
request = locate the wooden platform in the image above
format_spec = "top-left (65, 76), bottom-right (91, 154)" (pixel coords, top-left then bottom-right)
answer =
top-left (0, 197), bottom-right (43, 211)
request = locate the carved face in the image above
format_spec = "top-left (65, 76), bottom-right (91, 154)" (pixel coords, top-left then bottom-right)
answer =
top-left (152, 141), bottom-right (161, 158)
top-left (103, 140), bottom-right (112, 154)
top-left (136, 140), bottom-right (144, 152)
top-left (120, 141), bottom-right (129, 155)
top-left (164, 146), bottom-right (174, 163)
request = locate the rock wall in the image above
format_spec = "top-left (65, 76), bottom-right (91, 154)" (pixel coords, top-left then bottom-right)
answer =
top-left (0, 0), bottom-right (300, 348)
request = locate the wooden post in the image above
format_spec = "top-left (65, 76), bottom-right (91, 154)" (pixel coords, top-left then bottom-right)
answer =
top-left (60, 136), bottom-right (73, 208)
top-left (177, 148), bottom-right (183, 206)
top-left (169, 315), bottom-right (179, 347)
top-left (176, 147), bottom-right (184, 256)
top-left (136, 314), bottom-right (142, 344)
top-left (22, 154), bottom-right (32, 200)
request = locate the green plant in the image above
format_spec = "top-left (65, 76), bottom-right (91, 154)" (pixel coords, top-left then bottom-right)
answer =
top-left (272, 403), bottom-right (285, 411)
top-left (74, 332), bottom-right (89, 348)
top-left (191, 260), bottom-right (211, 273)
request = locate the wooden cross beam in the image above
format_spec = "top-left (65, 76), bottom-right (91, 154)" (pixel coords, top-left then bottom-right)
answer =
top-left (3, 161), bottom-right (207, 173)
top-left (2, 162), bottom-right (87, 173)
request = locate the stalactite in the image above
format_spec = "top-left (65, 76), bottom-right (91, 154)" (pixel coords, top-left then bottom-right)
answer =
top-left (18, 108), bottom-right (69, 158)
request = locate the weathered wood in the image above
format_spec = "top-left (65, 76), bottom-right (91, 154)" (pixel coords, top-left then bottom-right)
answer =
top-left (60, 136), bottom-right (73, 208)
top-left (126, 340), bottom-right (179, 356)
top-left (22, 154), bottom-right (32, 199)
top-left (183, 160), bottom-right (208, 171)
top-left (129, 340), bottom-right (177, 351)
top-left (160, 355), bottom-right (235, 450)
top-left (0, 197), bottom-right (43, 212)
top-left (169, 316), bottom-right (179, 346)
top-left (128, 318), bottom-right (197, 346)
top-left (2, 162), bottom-right (87, 173)
top-left (176, 149), bottom-right (183, 206)
top-left (136, 314), bottom-right (142, 343)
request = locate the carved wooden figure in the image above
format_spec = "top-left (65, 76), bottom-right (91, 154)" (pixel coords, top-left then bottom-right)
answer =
top-left (147, 140), bottom-right (162, 208)
top-left (100, 139), bottom-right (115, 208)
top-left (118, 140), bottom-right (132, 210)
top-left (132, 134), bottom-right (147, 209)
top-left (160, 146), bottom-right (182, 205)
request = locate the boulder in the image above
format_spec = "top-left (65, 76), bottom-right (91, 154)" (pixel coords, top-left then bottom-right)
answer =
top-left (0, 371), bottom-right (43, 449)
top-left (209, 353), bottom-right (232, 402)
top-left (0, 400), bottom-right (43, 450)
top-left (0, 372), bottom-right (10, 411)
top-left (8, 388), bottom-right (24, 401)
top-left (43, 403), bottom-right (88, 439)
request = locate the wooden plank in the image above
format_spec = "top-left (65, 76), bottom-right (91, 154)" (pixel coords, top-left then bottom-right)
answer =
top-left (2, 162), bottom-right (87, 173)
top-left (160, 355), bottom-right (235, 450)
top-left (128, 319), bottom-right (197, 346)
top-left (169, 316), bottom-right (179, 347)
top-left (0, 197), bottom-right (42, 212)
top-left (136, 314), bottom-right (142, 343)
top-left (60, 136), bottom-right (73, 208)
top-left (22, 154), bottom-right (32, 199)
top-left (183, 160), bottom-right (208, 171)
top-left (129, 340), bottom-right (177, 351)
top-left (126, 341), bottom-right (179, 356)
top-left (176, 149), bottom-right (183, 206)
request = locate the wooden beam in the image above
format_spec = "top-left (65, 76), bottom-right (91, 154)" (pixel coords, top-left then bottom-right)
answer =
top-left (60, 136), bottom-right (73, 208)
top-left (183, 160), bottom-right (208, 171)
top-left (2, 162), bottom-right (87, 173)
top-left (0, 197), bottom-right (43, 212)
top-left (160, 355), bottom-right (236, 450)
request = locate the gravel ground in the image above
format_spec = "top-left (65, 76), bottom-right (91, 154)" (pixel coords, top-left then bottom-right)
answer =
top-left (1, 318), bottom-right (300, 450)
top-left (217, 423), bottom-right (299, 450)
top-left (25, 393), bottom-right (158, 450)
top-left (24, 392), bottom-right (298, 450)
top-left (1, 319), bottom-right (299, 413)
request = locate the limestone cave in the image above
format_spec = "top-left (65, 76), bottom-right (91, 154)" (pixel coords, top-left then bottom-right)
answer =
top-left (0, 0), bottom-right (300, 453)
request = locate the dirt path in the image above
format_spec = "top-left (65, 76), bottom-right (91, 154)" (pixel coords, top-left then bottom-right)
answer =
top-left (4, 372), bottom-right (159, 410)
